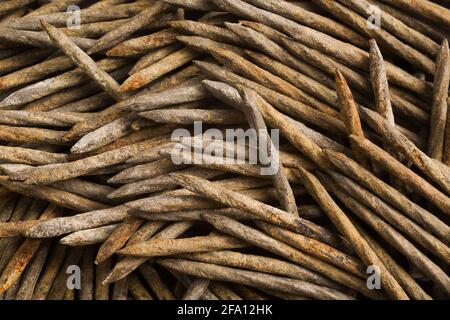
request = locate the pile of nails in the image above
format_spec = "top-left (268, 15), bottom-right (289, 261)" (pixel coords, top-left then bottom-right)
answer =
top-left (0, 0), bottom-right (449, 301)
